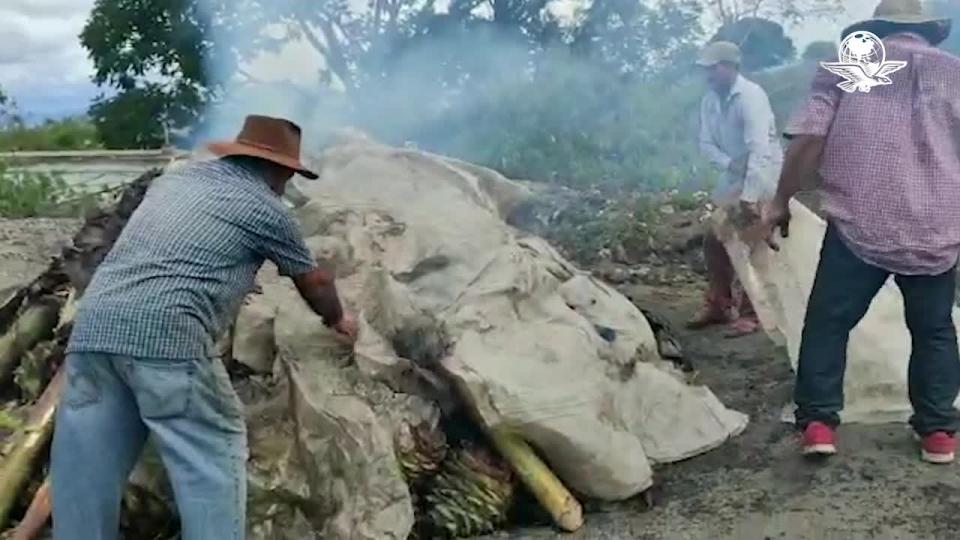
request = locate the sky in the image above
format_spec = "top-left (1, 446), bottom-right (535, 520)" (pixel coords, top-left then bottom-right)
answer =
top-left (1, 0), bottom-right (877, 122)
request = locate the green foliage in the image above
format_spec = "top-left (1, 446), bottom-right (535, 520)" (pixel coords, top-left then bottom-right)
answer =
top-left (0, 407), bottom-right (22, 432)
top-left (705, 0), bottom-right (843, 26)
top-left (571, 0), bottom-right (704, 76)
top-left (712, 17), bottom-right (795, 70)
top-left (0, 159), bottom-right (100, 218)
top-left (426, 68), bottom-right (712, 190)
top-left (89, 85), bottom-right (185, 149)
top-left (81, 0), bottom-right (224, 148)
top-left (803, 41), bottom-right (836, 61)
top-left (0, 84), bottom-right (100, 151)
top-left (752, 61), bottom-right (818, 131)
top-left (78, 0), bottom-right (809, 195)
top-left (0, 86), bottom-right (21, 130)
top-left (0, 117), bottom-right (102, 152)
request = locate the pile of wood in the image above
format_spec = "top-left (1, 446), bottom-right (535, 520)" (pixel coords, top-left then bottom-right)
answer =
top-left (0, 164), bottom-right (587, 539)
top-left (0, 169), bottom-right (162, 539)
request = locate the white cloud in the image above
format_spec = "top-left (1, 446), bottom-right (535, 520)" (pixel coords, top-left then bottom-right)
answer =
top-left (0, 0), bottom-right (95, 118)
top-left (0, 0), bottom-right (92, 18)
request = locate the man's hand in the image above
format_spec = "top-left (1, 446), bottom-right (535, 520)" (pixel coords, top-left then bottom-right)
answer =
top-left (739, 201), bottom-right (760, 223)
top-left (760, 197), bottom-right (791, 251)
top-left (734, 201), bottom-right (767, 248)
top-left (333, 313), bottom-right (358, 341)
top-left (729, 155), bottom-right (749, 178)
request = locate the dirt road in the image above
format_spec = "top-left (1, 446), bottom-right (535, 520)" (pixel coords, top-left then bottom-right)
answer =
top-left (497, 281), bottom-right (960, 540)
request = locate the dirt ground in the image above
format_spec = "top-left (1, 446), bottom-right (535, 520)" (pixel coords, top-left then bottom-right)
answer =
top-left (492, 279), bottom-right (960, 540)
top-left (0, 218), bottom-right (80, 293)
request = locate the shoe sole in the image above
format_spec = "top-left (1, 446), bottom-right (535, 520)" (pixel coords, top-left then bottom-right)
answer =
top-left (912, 434), bottom-right (955, 464)
top-left (803, 443), bottom-right (837, 456)
top-left (921, 449), bottom-right (955, 464)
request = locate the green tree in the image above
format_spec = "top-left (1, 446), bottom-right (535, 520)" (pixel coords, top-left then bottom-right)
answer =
top-left (802, 40), bottom-right (836, 61)
top-left (81, 0), bottom-right (229, 148)
top-left (571, 0), bottom-right (704, 78)
top-left (705, 0), bottom-right (842, 25)
top-left (712, 17), bottom-right (795, 70)
top-left (0, 87), bottom-right (21, 129)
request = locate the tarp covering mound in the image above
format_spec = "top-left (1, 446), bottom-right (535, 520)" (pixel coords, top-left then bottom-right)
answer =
top-left (722, 199), bottom-right (960, 424)
top-left (225, 137), bottom-right (748, 538)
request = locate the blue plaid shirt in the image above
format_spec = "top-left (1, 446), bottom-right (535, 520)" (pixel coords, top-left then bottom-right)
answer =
top-left (67, 159), bottom-right (317, 359)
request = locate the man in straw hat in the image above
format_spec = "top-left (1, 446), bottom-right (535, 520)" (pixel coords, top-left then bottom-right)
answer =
top-left (761, 0), bottom-right (959, 463)
top-left (689, 40), bottom-right (783, 337)
top-left (50, 114), bottom-right (357, 539)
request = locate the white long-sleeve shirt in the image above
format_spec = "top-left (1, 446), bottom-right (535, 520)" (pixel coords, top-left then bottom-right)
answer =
top-left (699, 74), bottom-right (783, 206)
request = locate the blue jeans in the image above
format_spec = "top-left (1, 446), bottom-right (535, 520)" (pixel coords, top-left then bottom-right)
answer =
top-left (51, 352), bottom-right (247, 540)
top-left (795, 224), bottom-right (960, 435)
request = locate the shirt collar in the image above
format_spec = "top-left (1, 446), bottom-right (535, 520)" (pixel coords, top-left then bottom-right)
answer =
top-left (189, 159), bottom-right (276, 196)
top-left (710, 74), bottom-right (745, 104)
top-left (885, 31), bottom-right (928, 45)
top-left (728, 74), bottom-right (747, 98)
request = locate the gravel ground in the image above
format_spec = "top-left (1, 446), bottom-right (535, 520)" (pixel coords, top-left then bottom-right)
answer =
top-left (490, 281), bottom-right (960, 540)
top-left (0, 218), bottom-right (80, 292)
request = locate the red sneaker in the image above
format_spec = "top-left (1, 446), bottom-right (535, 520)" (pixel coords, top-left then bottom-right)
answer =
top-left (802, 421), bottom-right (837, 456)
top-left (921, 432), bottom-right (956, 464)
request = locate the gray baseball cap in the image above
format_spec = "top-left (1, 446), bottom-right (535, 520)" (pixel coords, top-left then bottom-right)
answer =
top-left (696, 41), bottom-right (742, 67)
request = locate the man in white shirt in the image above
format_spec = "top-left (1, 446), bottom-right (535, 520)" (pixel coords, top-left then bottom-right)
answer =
top-left (688, 41), bottom-right (783, 337)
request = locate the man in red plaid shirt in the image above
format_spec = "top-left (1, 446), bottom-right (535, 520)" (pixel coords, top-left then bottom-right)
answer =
top-left (762, 0), bottom-right (960, 463)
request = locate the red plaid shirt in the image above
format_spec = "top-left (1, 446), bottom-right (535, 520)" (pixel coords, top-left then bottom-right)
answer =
top-left (786, 32), bottom-right (960, 276)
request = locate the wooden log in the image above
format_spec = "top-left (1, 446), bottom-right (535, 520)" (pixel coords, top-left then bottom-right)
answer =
top-left (10, 478), bottom-right (49, 540)
top-left (488, 427), bottom-right (584, 532)
top-left (0, 368), bottom-right (64, 529)
top-left (0, 300), bottom-right (61, 386)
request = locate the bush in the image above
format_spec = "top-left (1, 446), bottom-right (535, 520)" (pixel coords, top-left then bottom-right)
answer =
top-left (0, 117), bottom-right (102, 152)
top-left (399, 60), bottom-right (717, 193)
top-left (0, 159), bottom-right (100, 218)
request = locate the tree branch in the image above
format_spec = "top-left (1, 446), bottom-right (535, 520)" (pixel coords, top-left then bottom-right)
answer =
top-left (373, 0), bottom-right (385, 31)
top-left (296, 18), bottom-right (353, 92)
top-left (316, 18), bottom-right (355, 92)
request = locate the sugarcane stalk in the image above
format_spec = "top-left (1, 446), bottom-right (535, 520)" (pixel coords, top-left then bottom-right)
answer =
top-left (488, 427), bottom-right (583, 532)
top-left (0, 368), bottom-right (64, 529)
top-left (0, 300), bottom-right (60, 385)
top-left (10, 477), bottom-right (50, 540)
top-left (440, 360), bottom-right (585, 532)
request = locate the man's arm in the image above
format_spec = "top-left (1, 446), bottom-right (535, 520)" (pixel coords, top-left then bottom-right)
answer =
top-left (771, 63), bottom-right (841, 205)
top-left (773, 134), bottom-right (825, 205)
top-left (760, 65), bottom-right (840, 247)
top-left (738, 90), bottom-right (778, 205)
top-left (253, 205), bottom-right (350, 333)
top-left (292, 268), bottom-right (343, 327)
top-left (699, 97), bottom-right (733, 171)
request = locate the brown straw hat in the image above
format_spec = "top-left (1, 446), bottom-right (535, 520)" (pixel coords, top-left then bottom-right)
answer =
top-left (842, 0), bottom-right (951, 45)
top-left (206, 115), bottom-right (319, 179)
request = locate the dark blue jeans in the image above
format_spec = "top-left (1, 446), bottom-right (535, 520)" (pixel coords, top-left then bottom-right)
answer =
top-left (795, 224), bottom-right (960, 435)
